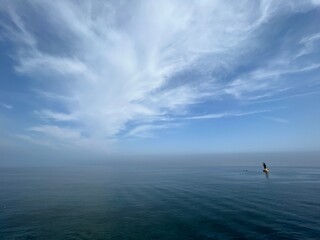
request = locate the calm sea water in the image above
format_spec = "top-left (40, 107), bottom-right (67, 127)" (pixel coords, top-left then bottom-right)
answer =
top-left (1, 161), bottom-right (320, 240)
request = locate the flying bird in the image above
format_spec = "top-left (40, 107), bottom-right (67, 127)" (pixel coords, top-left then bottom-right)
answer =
top-left (262, 162), bottom-right (269, 173)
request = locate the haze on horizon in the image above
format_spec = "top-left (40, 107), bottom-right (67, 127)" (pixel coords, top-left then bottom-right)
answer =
top-left (0, 0), bottom-right (320, 162)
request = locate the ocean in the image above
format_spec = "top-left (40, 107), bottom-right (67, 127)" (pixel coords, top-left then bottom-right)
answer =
top-left (1, 158), bottom-right (320, 239)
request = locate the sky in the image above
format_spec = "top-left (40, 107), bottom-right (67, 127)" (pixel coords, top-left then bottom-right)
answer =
top-left (0, 0), bottom-right (320, 160)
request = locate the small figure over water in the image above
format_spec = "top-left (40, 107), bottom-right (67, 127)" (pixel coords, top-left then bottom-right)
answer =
top-left (262, 162), bottom-right (269, 174)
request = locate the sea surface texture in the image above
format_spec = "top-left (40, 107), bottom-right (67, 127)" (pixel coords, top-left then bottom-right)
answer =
top-left (1, 161), bottom-right (320, 240)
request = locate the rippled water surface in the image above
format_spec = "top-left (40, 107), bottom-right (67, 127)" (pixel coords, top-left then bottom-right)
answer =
top-left (1, 162), bottom-right (320, 239)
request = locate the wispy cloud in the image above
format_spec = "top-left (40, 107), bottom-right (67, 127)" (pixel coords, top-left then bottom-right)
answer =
top-left (225, 60), bottom-right (320, 100)
top-left (28, 125), bottom-right (82, 140)
top-left (1, 0), bottom-right (319, 149)
top-left (35, 110), bottom-right (76, 122)
top-left (25, 124), bottom-right (114, 152)
top-left (264, 116), bottom-right (289, 124)
top-left (246, 90), bottom-right (320, 104)
top-left (15, 134), bottom-right (57, 149)
top-left (297, 33), bottom-right (320, 58)
top-left (0, 102), bottom-right (13, 110)
top-left (186, 110), bottom-right (270, 120)
top-left (127, 123), bottom-right (179, 138)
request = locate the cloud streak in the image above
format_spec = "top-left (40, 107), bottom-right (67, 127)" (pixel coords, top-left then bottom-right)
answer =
top-left (1, 0), bottom-right (319, 150)
top-left (127, 123), bottom-right (179, 138)
top-left (0, 102), bottom-right (13, 110)
top-left (264, 116), bottom-right (290, 124)
top-left (186, 110), bottom-right (270, 120)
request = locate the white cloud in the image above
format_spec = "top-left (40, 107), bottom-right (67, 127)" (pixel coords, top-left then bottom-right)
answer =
top-left (311, 0), bottom-right (320, 6)
top-left (35, 109), bottom-right (76, 121)
top-left (15, 134), bottom-right (57, 148)
top-left (225, 60), bottom-right (320, 99)
top-left (264, 116), bottom-right (289, 124)
top-left (15, 54), bottom-right (89, 76)
top-left (186, 110), bottom-right (270, 120)
top-left (1, 5), bottom-right (37, 47)
top-left (127, 123), bottom-right (179, 138)
top-left (28, 125), bottom-right (82, 140)
top-left (1, 0), bottom-right (319, 148)
top-left (297, 33), bottom-right (320, 58)
top-left (0, 102), bottom-right (13, 109)
top-left (26, 124), bottom-right (114, 152)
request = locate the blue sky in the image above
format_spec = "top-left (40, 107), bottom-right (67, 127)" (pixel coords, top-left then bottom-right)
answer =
top-left (0, 0), bottom-right (320, 158)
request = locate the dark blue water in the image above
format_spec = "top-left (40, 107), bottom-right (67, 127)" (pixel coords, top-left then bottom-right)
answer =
top-left (1, 162), bottom-right (320, 239)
